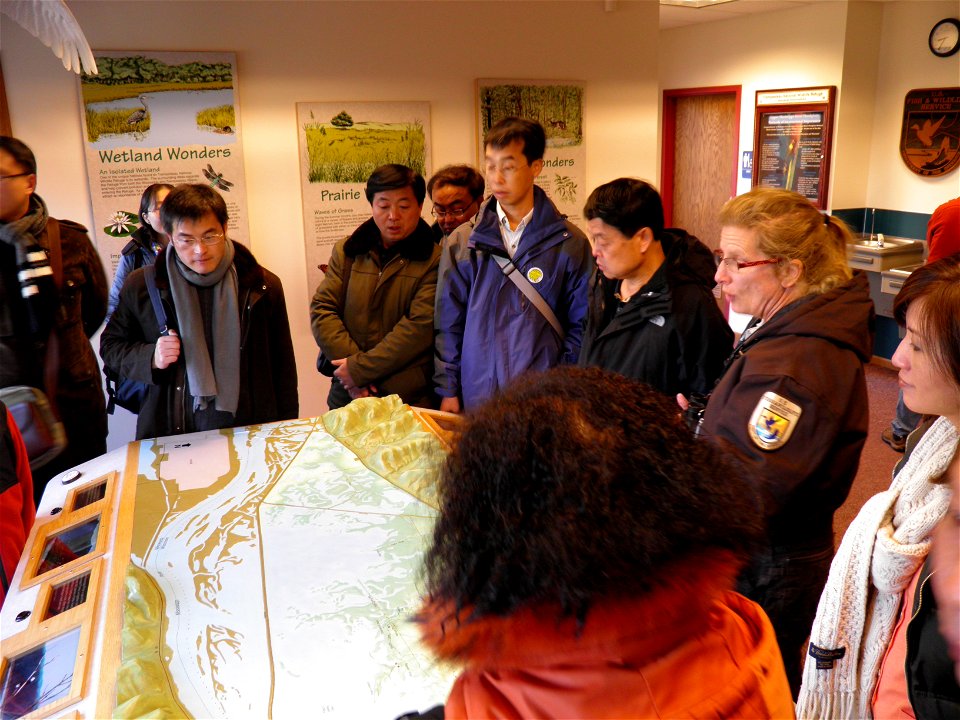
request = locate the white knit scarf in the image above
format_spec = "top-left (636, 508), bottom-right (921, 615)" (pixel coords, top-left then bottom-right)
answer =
top-left (796, 416), bottom-right (958, 719)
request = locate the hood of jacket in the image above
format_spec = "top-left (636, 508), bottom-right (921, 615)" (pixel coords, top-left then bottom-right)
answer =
top-left (343, 217), bottom-right (436, 262)
top-left (741, 270), bottom-right (875, 363)
top-left (468, 186), bottom-right (572, 259)
top-left (123, 225), bottom-right (162, 256)
top-left (417, 551), bottom-right (741, 668)
top-left (590, 228), bottom-right (716, 323)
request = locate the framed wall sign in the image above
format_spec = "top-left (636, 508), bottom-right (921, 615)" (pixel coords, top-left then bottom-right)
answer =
top-left (751, 86), bottom-right (836, 209)
top-left (899, 87), bottom-right (960, 177)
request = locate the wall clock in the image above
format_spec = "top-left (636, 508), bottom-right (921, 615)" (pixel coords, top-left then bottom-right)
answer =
top-left (929, 18), bottom-right (960, 58)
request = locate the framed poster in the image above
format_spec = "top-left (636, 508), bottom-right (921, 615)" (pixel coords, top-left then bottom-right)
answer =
top-left (296, 101), bottom-right (431, 295)
top-left (77, 52), bottom-right (250, 278)
top-left (751, 86), bottom-right (836, 209)
top-left (476, 79), bottom-right (585, 226)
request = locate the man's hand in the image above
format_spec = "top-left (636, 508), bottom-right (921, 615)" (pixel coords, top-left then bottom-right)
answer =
top-left (439, 396), bottom-right (461, 414)
top-left (153, 328), bottom-right (181, 369)
top-left (333, 358), bottom-right (377, 399)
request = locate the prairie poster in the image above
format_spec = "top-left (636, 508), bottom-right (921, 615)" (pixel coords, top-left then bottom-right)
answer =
top-left (476, 79), bottom-right (585, 227)
top-left (296, 101), bottom-right (432, 295)
top-left (77, 51), bottom-right (249, 278)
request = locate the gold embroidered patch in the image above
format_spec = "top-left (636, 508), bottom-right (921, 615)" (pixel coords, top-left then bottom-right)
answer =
top-left (748, 392), bottom-right (802, 451)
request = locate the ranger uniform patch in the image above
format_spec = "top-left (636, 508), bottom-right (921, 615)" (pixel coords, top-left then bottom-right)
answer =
top-left (748, 391), bottom-right (802, 451)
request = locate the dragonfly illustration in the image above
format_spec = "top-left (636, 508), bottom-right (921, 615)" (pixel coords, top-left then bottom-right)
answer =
top-left (202, 164), bottom-right (234, 192)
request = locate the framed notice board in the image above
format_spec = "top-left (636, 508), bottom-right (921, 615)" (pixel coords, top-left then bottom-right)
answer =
top-left (751, 86), bottom-right (836, 209)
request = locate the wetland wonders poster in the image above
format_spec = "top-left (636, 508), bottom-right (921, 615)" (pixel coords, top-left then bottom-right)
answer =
top-left (296, 101), bottom-right (431, 294)
top-left (78, 51), bottom-right (249, 278)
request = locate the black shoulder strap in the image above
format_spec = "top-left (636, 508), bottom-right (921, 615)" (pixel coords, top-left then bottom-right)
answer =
top-left (143, 265), bottom-right (169, 335)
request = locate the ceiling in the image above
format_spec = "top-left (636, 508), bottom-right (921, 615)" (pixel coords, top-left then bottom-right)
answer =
top-left (659, 0), bottom-right (820, 30)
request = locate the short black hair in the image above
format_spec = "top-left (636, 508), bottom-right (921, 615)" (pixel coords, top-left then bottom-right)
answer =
top-left (584, 178), bottom-right (664, 239)
top-left (427, 165), bottom-right (485, 201)
top-left (423, 366), bottom-right (763, 623)
top-left (365, 164), bottom-right (426, 204)
top-left (138, 183), bottom-right (175, 220)
top-left (0, 136), bottom-right (37, 175)
top-left (160, 184), bottom-right (228, 235)
top-left (483, 117), bottom-right (546, 164)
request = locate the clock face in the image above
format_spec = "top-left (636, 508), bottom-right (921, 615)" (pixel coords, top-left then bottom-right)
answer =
top-left (930, 18), bottom-right (960, 57)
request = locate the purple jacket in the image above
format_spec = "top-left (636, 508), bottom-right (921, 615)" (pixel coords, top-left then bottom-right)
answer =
top-left (434, 188), bottom-right (593, 410)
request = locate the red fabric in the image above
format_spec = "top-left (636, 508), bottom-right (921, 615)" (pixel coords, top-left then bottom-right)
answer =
top-left (418, 552), bottom-right (795, 719)
top-left (872, 565), bottom-right (923, 719)
top-left (926, 197), bottom-right (960, 265)
top-left (1, 408), bottom-right (35, 606)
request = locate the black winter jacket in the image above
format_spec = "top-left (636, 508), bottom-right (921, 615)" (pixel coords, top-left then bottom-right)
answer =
top-left (100, 243), bottom-right (298, 440)
top-left (578, 229), bottom-right (733, 398)
top-left (1, 215), bottom-right (108, 488)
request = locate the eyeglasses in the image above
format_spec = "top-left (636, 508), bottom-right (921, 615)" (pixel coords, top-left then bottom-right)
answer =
top-left (431, 205), bottom-right (474, 219)
top-left (0, 172), bottom-right (32, 181)
top-left (172, 233), bottom-right (224, 249)
top-left (713, 250), bottom-right (781, 273)
top-left (484, 162), bottom-right (528, 179)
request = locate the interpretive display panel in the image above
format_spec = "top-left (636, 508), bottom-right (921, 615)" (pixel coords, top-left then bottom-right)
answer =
top-left (476, 79), bottom-right (586, 227)
top-left (0, 399), bottom-right (459, 719)
top-left (77, 51), bottom-right (250, 279)
top-left (751, 87), bottom-right (835, 209)
top-left (296, 101), bottom-right (432, 295)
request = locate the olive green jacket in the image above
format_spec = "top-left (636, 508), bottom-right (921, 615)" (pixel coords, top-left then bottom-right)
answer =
top-left (310, 217), bottom-right (440, 407)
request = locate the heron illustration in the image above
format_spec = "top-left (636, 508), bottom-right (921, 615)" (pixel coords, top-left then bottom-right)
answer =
top-left (126, 95), bottom-right (149, 137)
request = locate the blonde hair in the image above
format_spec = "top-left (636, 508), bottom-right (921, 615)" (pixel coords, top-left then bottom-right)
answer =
top-left (720, 188), bottom-right (852, 295)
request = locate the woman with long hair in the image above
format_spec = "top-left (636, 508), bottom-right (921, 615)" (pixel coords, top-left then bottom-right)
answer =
top-left (798, 255), bottom-right (960, 718)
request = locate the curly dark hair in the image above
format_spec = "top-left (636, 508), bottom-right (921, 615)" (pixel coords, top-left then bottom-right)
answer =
top-left (423, 366), bottom-right (764, 623)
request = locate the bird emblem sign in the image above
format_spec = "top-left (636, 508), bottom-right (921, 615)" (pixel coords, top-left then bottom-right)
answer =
top-left (748, 392), bottom-right (802, 452)
top-left (900, 87), bottom-right (960, 177)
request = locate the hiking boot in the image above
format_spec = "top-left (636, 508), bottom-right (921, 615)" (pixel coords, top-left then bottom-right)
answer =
top-left (881, 427), bottom-right (906, 453)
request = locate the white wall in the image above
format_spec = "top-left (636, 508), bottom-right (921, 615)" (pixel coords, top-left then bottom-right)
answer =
top-left (660, 0), bottom-right (960, 212)
top-left (660, 1), bottom-right (849, 200)
top-left (1, 0), bottom-right (661, 448)
top-left (866, 0), bottom-right (960, 212)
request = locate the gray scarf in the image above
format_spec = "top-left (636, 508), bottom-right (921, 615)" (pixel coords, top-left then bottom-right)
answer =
top-left (165, 239), bottom-right (240, 415)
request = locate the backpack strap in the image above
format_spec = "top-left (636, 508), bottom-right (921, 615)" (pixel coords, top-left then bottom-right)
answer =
top-left (42, 219), bottom-right (64, 414)
top-left (143, 264), bottom-right (169, 335)
top-left (491, 253), bottom-right (565, 340)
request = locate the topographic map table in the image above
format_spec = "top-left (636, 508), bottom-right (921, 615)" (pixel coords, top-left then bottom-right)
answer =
top-left (0, 398), bottom-right (458, 719)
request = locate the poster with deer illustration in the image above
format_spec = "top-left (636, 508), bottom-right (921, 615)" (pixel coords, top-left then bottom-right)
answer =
top-left (476, 79), bottom-right (585, 228)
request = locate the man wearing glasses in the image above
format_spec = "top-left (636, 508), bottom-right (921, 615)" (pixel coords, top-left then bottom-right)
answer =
top-left (426, 165), bottom-right (484, 241)
top-left (101, 184), bottom-right (298, 440)
top-left (0, 136), bottom-right (109, 504)
top-left (434, 118), bottom-right (592, 413)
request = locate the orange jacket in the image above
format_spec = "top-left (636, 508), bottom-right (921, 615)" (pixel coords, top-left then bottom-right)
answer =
top-left (418, 553), bottom-right (794, 719)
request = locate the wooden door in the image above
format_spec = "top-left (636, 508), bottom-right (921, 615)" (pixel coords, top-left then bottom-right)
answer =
top-left (661, 87), bottom-right (740, 252)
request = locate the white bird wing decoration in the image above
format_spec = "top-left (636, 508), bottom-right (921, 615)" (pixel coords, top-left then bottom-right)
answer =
top-left (0, 0), bottom-right (98, 74)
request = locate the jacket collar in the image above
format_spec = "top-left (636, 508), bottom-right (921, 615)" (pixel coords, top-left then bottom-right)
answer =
top-left (417, 551), bottom-right (741, 669)
top-left (469, 186), bottom-right (571, 257)
top-left (343, 217), bottom-right (436, 262)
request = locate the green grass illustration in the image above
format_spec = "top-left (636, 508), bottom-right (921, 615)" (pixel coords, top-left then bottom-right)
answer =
top-left (85, 107), bottom-right (151, 142)
top-left (304, 121), bottom-right (425, 183)
top-left (197, 105), bottom-right (235, 130)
